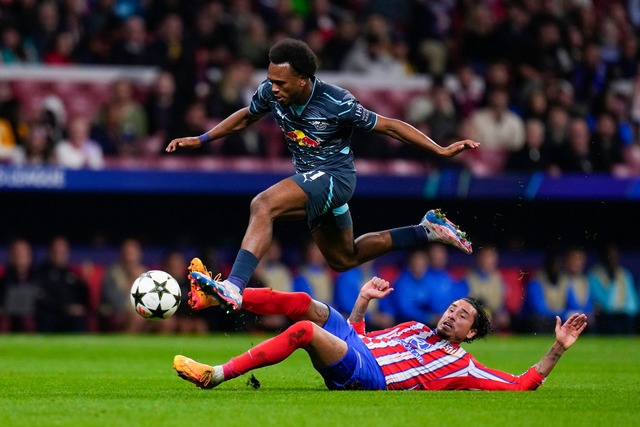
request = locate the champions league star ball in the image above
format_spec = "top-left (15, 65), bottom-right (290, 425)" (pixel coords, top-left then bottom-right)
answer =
top-left (130, 270), bottom-right (181, 320)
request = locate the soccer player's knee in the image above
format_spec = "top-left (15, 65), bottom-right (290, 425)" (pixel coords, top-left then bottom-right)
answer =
top-left (249, 193), bottom-right (271, 216)
top-left (287, 320), bottom-right (315, 348)
top-left (326, 257), bottom-right (355, 273)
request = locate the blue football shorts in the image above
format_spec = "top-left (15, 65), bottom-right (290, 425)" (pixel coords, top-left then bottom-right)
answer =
top-left (316, 305), bottom-right (387, 390)
top-left (290, 170), bottom-right (355, 232)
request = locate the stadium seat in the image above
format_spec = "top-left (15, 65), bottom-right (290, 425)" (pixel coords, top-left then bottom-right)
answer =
top-left (75, 262), bottom-right (105, 333)
top-left (377, 264), bottom-right (400, 283)
top-left (501, 267), bottom-right (527, 316)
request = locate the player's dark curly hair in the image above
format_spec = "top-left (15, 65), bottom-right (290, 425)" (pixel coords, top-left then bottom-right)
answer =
top-left (461, 297), bottom-right (492, 342)
top-left (269, 38), bottom-right (318, 78)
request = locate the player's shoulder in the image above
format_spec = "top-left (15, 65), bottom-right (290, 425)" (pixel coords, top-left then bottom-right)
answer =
top-left (255, 78), bottom-right (274, 97)
top-left (315, 78), bottom-right (357, 105)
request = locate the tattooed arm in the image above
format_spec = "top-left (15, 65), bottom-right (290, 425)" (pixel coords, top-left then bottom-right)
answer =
top-left (348, 277), bottom-right (393, 334)
top-left (534, 313), bottom-right (588, 377)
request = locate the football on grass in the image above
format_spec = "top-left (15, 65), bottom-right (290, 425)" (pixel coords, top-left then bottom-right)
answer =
top-left (130, 270), bottom-right (181, 320)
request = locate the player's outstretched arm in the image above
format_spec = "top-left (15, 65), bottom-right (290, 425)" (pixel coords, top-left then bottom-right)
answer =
top-left (165, 107), bottom-right (265, 152)
top-left (534, 313), bottom-right (588, 377)
top-left (372, 115), bottom-right (480, 158)
top-left (348, 277), bottom-right (393, 324)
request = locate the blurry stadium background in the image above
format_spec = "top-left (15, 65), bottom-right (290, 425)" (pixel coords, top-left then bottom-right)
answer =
top-left (0, 0), bottom-right (639, 335)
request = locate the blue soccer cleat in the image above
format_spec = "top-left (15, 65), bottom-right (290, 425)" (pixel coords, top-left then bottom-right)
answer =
top-left (420, 209), bottom-right (473, 254)
top-left (189, 271), bottom-right (243, 312)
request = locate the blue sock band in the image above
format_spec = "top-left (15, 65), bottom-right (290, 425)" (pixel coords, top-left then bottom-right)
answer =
top-left (228, 249), bottom-right (260, 290)
top-left (389, 225), bottom-right (428, 249)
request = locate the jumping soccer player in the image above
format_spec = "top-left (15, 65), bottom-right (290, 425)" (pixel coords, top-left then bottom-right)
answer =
top-left (166, 38), bottom-right (480, 311)
top-left (174, 275), bottom-right (587, 390)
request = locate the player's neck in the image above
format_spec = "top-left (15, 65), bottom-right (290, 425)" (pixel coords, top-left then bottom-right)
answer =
top-left (293, 77), bottom-right (314, 106)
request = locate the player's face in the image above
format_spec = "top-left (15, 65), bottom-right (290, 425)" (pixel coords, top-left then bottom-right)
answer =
top-left (267, 62), bottom-right (309, 106)
top-left (435, 300), bottom-right (477, 344)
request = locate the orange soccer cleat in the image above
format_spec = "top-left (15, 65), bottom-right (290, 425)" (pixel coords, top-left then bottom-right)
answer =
top-left (186, 257), bottom-right (219, 310)
top-left (173, 355), bottom-right (223, 389)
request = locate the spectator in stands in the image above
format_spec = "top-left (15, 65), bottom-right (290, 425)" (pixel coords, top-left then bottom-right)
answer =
top-left (590, 111), bottom-right (624, 173)
top-left (322, 15), bottom-right (359, 71)
top-left (446, 63), bottom-right (485, 120)
top-left (58, 0), bottom-right (89, 53)
top-left (463, 245), bottom-right (511, 332)
top-left (40, 95), bottom-right (67, 148)
top-left (562, 246), bottom-right (592, 319)
top-left (544, 104), bottom-right (570, 163)
top-left (191, 0), bottom-right (238, 69)
top-left (387, 249), bottom-right (431, 324)
top-left (0, 238), bottom-right (38, 332)
top-left (42, 31), bottom-right (76, 65)
top-left (0, 24), bottom-right (39, 64)
top-left (55, 116), bottom-right (104, 169)
top-left (506, 118), bottom-right (559, 174)
top-left (466, 86), bottom-right (525, 175)
top-left (423, 243), bottom-right (467, 327)
top-left (484, 60), bottom-right (513, 93)
top-left (99, 238), bottom-right (147, 332)
top-left (112, 15), bottom-right (149, 66)
top-left (94, 78), bottom-right (148, 157)
top-left (11, 123), bottom-right (54, 166)
top-left (519, 18), bottom-right (573, 83)
top-left (0, 82), bottom-right (23, 156)
top-left (167, 101), bottom-right (209, 156)
top-left (492, 1), bottom-right (531, 64)
top-left (36, 236), bottom-right (89, 333)
top-left (470, 86), bottom-right (525, 153)
top-left (146, 13), bottom-right (197, 102)
top-left (293, 240), bottom-right (334, 305)
top-left (304, 0), bottom-right (339, 43)
top-left (400, 0), bottom-right (449, 75)
top-left (29, 0), bottom-right (61, 60)
top-left (527, 246), bottom-right (592, 333)
top-left (144, 71), bottom-right (183, 150)
top-left (459, 2), bottom-right (498, 75)
top-left (588, 242), bottom-right (639, 334)
top-left (607, 34), bottom-right (639, 81)
top-left (333, 260), bottom-right (394, 331)
top-left (166, 249), bottom-right (207, 334)
top-left (253, 238), bottom-right (294, 331)
top-left (522, 88), bottom-right (549, 121)
top-left (82, 0), bottom-right (121, 64)
top-left (206, 60), bottom-right (255, 120)
top-left (559, 116), bottom-right (595, 174)
top-left (525, 248), bottom-right (567, 333)
top-left (571, 41), bottom-right (608, 113)
top-left (601, 89), bottom-right (636, 147)
top-left (425, 83), bottom-right (459, 145)
top-left (237, 14), bottom-right (271, 69)
top-left (341, 15), bottom-right (406, 76)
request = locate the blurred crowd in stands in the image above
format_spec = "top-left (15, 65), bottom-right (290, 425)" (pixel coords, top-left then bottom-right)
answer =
top-left (1, 235), bottom-right (638, 335)
top-left (1, 2), bottom-right (640, 335)
top-left (0, 0), bottom-right (640, 175)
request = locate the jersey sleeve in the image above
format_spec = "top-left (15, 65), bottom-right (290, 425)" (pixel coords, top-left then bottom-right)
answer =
top-left (348, 319), bottom-right (366, 336)
top-left (248, 80), bottom-right (272, 115)
top-left (337, 101), bottom-right (378, 131)
top-left (461, 357), bottom-right (545, 391)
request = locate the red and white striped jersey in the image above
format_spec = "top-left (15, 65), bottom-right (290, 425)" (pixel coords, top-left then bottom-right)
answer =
top-left (351, 320), bottom-right (545, 391)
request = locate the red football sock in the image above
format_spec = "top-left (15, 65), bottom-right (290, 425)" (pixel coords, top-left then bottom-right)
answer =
top-left (242, 288), bottom-right (312, 319)
top-left (222, 321), bottom-right (314, 379)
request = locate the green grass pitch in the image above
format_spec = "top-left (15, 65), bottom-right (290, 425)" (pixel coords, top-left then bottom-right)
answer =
top-left (1, 333), bottom-right (639, 427)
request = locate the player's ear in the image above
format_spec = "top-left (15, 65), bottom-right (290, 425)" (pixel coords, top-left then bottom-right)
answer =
top-left (466, 328), bottom-right (477, 341)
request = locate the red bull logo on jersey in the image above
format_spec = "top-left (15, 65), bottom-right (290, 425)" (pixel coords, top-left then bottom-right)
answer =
top-left (284, 130), bottom-right (321, 148)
